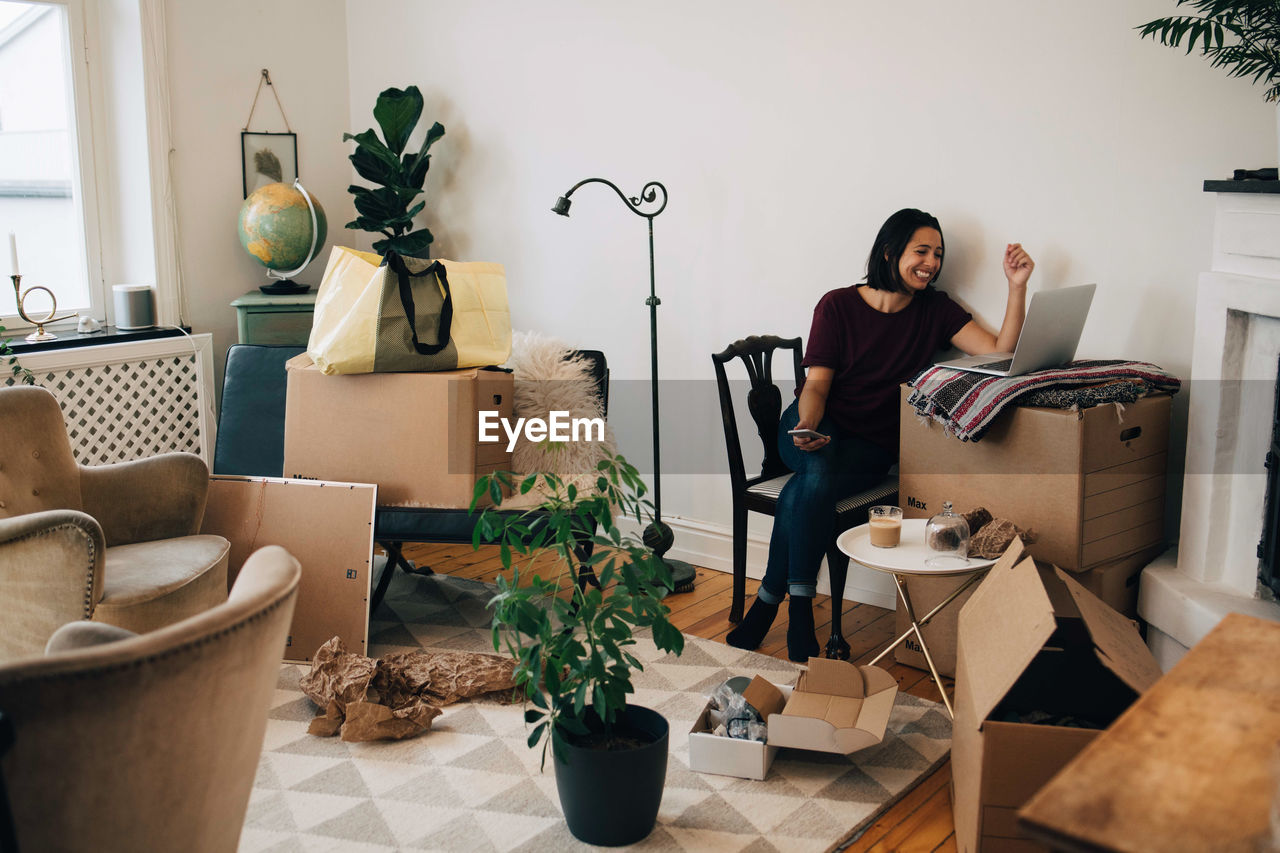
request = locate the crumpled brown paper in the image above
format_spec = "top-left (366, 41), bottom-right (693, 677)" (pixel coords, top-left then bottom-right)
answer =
top-left (962, 507), bottom-right (994, 534)
top-left (299, 637), bottom-right (518, 742)
top-left (963, 506), bottom-right (1035, 559)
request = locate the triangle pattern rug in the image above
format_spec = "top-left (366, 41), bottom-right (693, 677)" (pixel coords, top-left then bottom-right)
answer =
top-left (241, 570), bottom-right (951, 852)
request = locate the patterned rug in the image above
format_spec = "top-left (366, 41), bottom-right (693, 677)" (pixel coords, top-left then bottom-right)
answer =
top-left (239, 571), bottom-right (952, 852)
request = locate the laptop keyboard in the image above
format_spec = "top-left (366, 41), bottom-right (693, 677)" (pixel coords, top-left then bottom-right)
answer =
top-left (976, 358), bottom-right (1013, 371)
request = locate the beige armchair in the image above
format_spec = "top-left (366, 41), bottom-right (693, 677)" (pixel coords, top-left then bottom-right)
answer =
top-left (0, 545), bottom-right (300, 853)
top-left (0, 385), bottom-right (230, 660)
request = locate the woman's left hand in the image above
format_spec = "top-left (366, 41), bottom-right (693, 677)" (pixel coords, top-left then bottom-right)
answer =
top-left (1003, 243), bottom-right (1034, 290)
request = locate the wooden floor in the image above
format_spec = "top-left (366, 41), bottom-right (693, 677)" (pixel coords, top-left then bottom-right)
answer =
top-left (398, 542), bottom-right (959, 853)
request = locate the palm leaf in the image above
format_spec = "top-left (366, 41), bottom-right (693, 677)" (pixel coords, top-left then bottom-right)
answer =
top-left (1138, 1), bottom-right (1280, 101)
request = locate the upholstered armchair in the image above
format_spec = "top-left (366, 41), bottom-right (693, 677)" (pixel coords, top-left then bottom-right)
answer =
top-left (0, 545), bottom-right (300, 853)
top-left (0, 386), bottom-right (230, 660)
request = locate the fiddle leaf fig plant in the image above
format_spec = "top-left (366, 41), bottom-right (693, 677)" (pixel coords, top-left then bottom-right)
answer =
top-left (470, 455), bottom-right (685, 767)
top-left (344, 85), bottom-right (445, 258)
top-left (1138, 1), bottom-right (1280, 101)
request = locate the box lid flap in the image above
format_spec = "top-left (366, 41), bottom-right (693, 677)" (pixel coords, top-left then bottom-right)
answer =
top-left (742, 676), bottom-right (788, 718)
top-left (956, 547), bottom-right (1057, 726)
top-left (1054, 567), bottom-right (1163, 694)
top-left (798, 657), bottom-right (866, 699)
top-left (285, 353), bottom-right (315, 371)
top-left (852, 669), bottom-right (897, 735)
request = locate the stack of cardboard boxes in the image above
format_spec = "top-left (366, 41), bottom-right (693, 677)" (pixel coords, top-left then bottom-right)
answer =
top-left (893, 387), bottom-right (1171, 676)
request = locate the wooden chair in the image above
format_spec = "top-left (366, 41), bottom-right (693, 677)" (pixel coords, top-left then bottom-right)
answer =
top-left (712, 335), bottom-right (898, 659)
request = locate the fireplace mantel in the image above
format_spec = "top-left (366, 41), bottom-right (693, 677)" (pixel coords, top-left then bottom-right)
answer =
top-left (1138, 184), bottom-right (1280, 669)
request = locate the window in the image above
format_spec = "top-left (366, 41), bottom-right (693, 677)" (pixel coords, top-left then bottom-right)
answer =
top-left (0, 0), bottom-right (102, 325)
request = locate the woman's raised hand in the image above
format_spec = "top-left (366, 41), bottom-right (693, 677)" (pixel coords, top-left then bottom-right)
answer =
top-left (1003, 243), bottom-right (1034, 290)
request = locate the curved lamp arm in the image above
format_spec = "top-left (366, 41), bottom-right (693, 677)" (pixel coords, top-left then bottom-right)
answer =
top-left (552, 178), bottom-right (668, 220)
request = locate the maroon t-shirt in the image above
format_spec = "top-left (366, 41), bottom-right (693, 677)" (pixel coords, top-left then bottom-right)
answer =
top-left (801, 284), bottom-right (971, 454)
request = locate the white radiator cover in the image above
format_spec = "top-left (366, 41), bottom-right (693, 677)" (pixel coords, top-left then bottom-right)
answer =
top-left (4, 333), bottom-right (217, 467)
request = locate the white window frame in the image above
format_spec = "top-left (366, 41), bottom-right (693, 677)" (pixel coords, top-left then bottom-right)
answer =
top-left (4, 0), bottom-right (182, 333)
top-left (2, 0), bottom-right (104, 329)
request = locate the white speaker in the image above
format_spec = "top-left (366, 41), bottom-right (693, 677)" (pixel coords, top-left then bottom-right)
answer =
top-left (113, 284), bottom-right (155, 330)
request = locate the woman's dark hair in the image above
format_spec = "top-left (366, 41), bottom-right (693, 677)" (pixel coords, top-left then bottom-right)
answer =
top-left (863, 208), bottom-right (944, 294)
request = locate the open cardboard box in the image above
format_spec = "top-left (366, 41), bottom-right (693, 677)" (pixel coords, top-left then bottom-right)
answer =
top-left (893, 541), bottom-right (1164, 679)
top-left (951, 546), bottom-right (1164, 852)
top-left (768, 657), bottom-right (898, 755)
top-left (689, 659), bottom-right (897, 779)
top-left (688, 678), bottom-right (792, 780)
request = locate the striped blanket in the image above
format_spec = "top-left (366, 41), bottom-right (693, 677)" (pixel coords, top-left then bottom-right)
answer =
top-left (906, 360), bottom-right (1182, 442)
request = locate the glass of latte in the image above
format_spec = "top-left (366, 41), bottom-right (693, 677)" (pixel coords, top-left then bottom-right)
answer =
top-left (868, 505), bottom-right (903, 548)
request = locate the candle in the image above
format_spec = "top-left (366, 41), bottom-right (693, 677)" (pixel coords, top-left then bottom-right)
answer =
top-left (8, 232), bottom-right (17, 277)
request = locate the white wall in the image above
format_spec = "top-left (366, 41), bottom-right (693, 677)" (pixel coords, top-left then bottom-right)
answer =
top-left (159, 1), bottom-right (1275, 577)
top-left (164, 0), bottom-right (351, 389)
top-left (334, 0), bottom-right (1274, 570)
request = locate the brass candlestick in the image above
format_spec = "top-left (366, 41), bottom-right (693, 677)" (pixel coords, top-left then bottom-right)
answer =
top-left (10, 274), bottom-right (77, 342)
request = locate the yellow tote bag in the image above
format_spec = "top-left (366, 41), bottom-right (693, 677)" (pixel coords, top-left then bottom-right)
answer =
top-left (307, 246), bottom-right (511, 375)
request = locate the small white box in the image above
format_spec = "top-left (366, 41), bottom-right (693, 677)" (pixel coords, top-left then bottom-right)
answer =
top-left (688, 680), bottom-right (792, 780)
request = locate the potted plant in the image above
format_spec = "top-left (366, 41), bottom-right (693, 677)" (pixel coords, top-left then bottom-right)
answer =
top-left (1138, 2), bottom-right (1280, 165)
top-left (471, 455), bottom-right (684, 846)
top-left (0, 325), bottom-right (34, 385)
top-left (344, 85), bottom-right (445, 258)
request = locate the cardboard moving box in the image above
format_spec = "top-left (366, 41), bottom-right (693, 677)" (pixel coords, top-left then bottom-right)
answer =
top-left (898, 387), bottom-right (1171, 572)
top-left (767, 658), bottom-right (898, 754)
top-left (892, 540), bottom-right (1025, 680)
top-left (1069, 543), bottom-right (1164, 619)
top-left (893, 572), bottom-right (977, 679)
top-left (284, 354), bottom-right (513, 507)
top-left (893, 541), bottom-right (1162, 676)
top-left (950, 547), bottom-right (1163, 853)
top-left (688, 678), bottom-right (792, 780)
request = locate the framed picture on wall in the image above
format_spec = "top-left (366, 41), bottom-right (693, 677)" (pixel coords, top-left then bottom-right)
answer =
top-left (241, 131), bottom-right (297, 198)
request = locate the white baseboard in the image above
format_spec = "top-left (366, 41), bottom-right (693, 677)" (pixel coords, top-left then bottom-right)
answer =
top-left (618, 515), bottom-right (897, 610)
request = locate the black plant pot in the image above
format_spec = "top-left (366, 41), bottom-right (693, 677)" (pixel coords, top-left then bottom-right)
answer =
top-left (553, 704), bottom-right (669, 846)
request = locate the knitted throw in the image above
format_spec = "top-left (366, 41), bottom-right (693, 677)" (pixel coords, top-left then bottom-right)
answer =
top-left (906, 359), bottom-right (1181, 442)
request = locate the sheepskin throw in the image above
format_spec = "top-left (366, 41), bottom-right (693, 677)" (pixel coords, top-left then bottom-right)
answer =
top-left (500, 331), bottom-right (616, 508)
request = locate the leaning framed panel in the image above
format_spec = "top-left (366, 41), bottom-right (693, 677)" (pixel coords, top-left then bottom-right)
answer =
top-left (837, 518), bottom-right (998, 718)
top-left (201, 475), bottom-right (376, 663)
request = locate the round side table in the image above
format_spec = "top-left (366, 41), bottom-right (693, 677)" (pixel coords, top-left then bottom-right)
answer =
top-left (837, 518), bottom-right (996, 718)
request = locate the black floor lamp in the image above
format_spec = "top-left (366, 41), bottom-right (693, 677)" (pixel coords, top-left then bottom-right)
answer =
top-left (552, 178), bottom-right (696, 594)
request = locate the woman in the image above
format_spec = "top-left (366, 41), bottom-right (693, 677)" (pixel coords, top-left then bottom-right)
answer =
top-left (727, 208), bottom-right (1034, 661)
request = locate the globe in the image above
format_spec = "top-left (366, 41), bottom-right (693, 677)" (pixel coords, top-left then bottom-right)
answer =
top-left (237, 181), bottom-right (327, 281)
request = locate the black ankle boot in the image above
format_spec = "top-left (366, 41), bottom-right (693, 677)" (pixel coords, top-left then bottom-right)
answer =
top-left (727, 596), bottom-right (780, 650)
top-left (787, 596), bottom-right (820, 662)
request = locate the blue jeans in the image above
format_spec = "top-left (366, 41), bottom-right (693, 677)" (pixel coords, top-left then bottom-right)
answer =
top-left (758, 400), bottom-right (893, 602)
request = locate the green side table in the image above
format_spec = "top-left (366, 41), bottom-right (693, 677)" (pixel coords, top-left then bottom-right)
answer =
top-left (231, 290), bottom-right (318, 346)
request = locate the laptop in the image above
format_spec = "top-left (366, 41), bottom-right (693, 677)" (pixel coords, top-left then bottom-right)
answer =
top-left (934, 283), bottom-right (1096, 377)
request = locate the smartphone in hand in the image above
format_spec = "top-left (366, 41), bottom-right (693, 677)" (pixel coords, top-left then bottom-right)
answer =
top-left (787, 428), bottom-right (829, 441)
